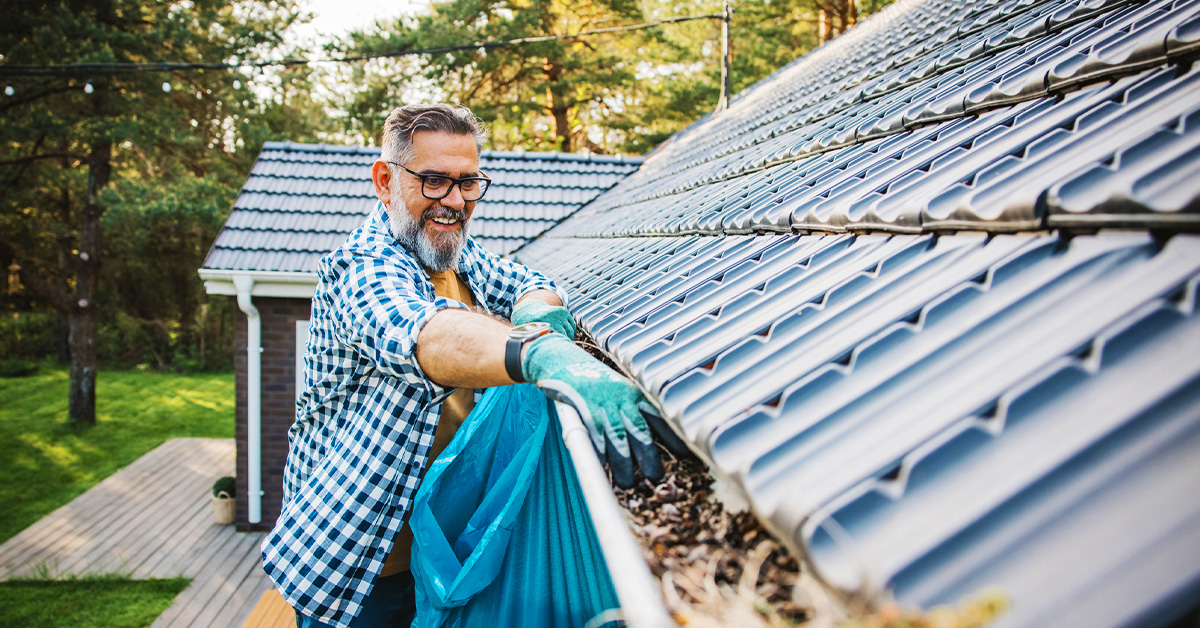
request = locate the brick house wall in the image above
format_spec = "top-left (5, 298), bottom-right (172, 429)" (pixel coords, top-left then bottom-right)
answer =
top-left (233, 296), bottom-right (312, 531)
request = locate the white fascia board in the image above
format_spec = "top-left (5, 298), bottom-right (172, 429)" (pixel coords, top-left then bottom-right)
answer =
top-left (199, 269), bottom-right (317, 299)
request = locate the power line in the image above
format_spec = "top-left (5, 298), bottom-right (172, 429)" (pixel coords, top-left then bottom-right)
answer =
top-left (0, 14), bottom-right (723, 77)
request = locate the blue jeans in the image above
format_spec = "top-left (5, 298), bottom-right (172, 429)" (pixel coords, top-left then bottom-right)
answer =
top-left (295, 571), bottom-right (416, 628)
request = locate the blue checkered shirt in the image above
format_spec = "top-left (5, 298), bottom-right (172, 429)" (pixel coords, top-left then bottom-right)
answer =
top-left (261, 202), bottom-right (566, 627)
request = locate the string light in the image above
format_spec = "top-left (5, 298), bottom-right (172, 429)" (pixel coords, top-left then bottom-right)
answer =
top-left (232, 79), bottom-right (241, 89)
top-left (3, 84), bottom-right (12, 96)
top-left (162, 80), bottom-right (171, 92)
top-left (0, 14), bottom-right (723, 78)
top-left (84, 79), bottom-right (94, 94)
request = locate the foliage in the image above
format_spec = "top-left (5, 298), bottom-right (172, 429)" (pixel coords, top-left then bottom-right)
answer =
top-left (0, 358), bottom-right (38, 377)
top-left (838, 590), bottom-right (1009, 628)
top-left (0, 311), bottom-right (60, 363)
top-left (334, 0), bottom-right (897, 155)
top-left (212, 475), bottom-right (236, 498)
top-left (0, 575), bottom-right (191, 628)
top-left (0, 0), bottom-right (331, 393)
top-left (0, 365), bottom-right (234, 543)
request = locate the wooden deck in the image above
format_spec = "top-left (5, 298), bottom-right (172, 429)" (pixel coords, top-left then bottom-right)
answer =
top-left (0, 438), bottom-right (277, 628)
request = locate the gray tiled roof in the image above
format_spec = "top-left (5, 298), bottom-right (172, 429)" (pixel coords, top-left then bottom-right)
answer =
top-left (202, 143), bottom-right (641, 272)
top-left (516, 0), bottom-right (1200, 625)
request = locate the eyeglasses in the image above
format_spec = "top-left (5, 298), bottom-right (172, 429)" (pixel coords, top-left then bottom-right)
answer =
top-left (388, 162), bottom-right (491, 202)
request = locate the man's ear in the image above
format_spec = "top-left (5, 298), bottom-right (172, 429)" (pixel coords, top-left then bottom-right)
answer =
top-left (372, 160), bottom-right (392, 206)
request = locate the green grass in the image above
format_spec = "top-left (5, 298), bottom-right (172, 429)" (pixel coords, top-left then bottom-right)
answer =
top-left (0, 574), bottom-right (191, 628)
top-left (0, 365), bottom-right (234, 544)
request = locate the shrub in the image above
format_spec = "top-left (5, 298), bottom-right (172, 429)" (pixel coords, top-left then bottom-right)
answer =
top-left (0, 312), bottom-right (58, 363)
top-left (212, 476), bottom-right (236, 499)
top-left (0, 359), bottom-right (37, 378)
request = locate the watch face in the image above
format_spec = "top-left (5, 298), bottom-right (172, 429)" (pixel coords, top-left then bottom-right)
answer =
top-left (510, 321), bottom-right (552, 339)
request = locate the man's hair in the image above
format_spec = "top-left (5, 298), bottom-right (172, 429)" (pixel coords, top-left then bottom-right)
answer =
top-left (380, 104), bottom-right (488, 166)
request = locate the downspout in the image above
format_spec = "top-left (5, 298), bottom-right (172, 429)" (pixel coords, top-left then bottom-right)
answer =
top-left (554, 400), bottom-right (675, 628)
top-left (233, 276), bottom-right (263, 525)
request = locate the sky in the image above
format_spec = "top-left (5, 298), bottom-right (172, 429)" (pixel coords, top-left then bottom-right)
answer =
top-left (293, 0), bottom-right (420, 43)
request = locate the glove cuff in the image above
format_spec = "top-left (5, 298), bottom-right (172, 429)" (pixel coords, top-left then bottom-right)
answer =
top-left (520, 332), bottom-right (582, 383)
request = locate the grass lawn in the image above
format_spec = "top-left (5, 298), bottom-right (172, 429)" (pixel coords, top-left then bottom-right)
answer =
top-left (0, 365), bottom-right (234, 544)
top-left (0, 574), bottom-right (191, 628)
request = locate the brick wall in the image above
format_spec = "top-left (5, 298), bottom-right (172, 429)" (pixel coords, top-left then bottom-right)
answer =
top-left (233, 296), bottom-right (312, 531)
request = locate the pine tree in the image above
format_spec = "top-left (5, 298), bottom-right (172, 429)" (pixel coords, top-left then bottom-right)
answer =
top-left (0, 0), bottom-right (319, 423)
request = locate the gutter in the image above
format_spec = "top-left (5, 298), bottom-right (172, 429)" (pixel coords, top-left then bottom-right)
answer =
top-left (233, 276), bottom-right (263, 525)
top-left (201, 268), bottom-right (317, 526)
top-left (553, 400), bottom-right (676, 628)
top-left (199, 268), bottom-right (316, 299)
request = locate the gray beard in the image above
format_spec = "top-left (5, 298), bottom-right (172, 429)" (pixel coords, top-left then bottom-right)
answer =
top-left (387, 202), bottom-right (469, 272)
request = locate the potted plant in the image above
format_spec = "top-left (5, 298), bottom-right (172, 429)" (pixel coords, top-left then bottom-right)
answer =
top-left (212, 476), bottom-right (236, 525)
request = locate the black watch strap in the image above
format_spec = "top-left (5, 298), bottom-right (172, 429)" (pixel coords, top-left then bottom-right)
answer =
top-left (505, 336), bottom-right (526, 383)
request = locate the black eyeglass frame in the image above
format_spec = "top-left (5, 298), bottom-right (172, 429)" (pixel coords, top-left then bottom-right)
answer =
top-left (387, 161), bottom-right (492, 202)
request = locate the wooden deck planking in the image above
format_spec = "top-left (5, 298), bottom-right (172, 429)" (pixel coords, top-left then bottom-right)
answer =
top-left (133, 499), bottom-right (220, 579)
top-left (90, 472), bottom-right (217, 575)
top-left (11, 437), bottom-right (212, 562)
top-left (0, 438), bottom-right (215, 573)
top-left (55, 449), bottom-right (210, 575)
top-left (0, 438), bottom-right (275, 628)
top-left (175, 533), bottom-right (273, 628)
top-left (153, 530), bottom-right (264, 628)
top-left (216, 571), bottom-right (278, 628)
top-left (240, 589), bottom-right (296, 628)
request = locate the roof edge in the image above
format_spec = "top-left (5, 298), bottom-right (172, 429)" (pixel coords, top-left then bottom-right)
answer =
top-left (199, 268), bottom-right (317, 299)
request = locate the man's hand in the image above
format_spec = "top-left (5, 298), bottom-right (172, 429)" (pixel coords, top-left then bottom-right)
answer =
top-left (512, 299), bottom-right (576, 339)
top-left (521, 333), bottom-right (688, 487)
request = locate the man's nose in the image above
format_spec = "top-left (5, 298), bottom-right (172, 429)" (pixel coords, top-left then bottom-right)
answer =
top-left (442, 183), bottom-right (466, 209)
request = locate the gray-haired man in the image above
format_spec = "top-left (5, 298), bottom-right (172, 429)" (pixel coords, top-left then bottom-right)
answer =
top-left (262, 104), bottom-right (684, 628)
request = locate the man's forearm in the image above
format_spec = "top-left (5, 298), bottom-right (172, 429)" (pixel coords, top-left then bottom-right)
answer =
top-left (415, 309), bottom-right (518, 388)
top-left (415, 289), bottom-right (564, 389)
top-left (515, 289), bottom-right (562, 308)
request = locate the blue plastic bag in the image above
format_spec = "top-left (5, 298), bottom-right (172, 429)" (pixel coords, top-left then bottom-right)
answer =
top-left (409, 383), bottom-right (620, 628)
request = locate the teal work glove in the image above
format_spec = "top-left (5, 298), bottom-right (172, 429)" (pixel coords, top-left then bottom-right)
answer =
top-left (512, 299), bottom-right (577, 339)
top-left (522, 333), bottom-right (688, 487)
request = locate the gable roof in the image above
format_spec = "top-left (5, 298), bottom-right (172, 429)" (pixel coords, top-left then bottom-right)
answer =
top-left (201, 142), bottom-right (641, 274)
top-left (515, 0), bottom-right (1200, 625)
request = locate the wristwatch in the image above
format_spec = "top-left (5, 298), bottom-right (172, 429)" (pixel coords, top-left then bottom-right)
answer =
top-left (506, 322), bottom-right (552, 383)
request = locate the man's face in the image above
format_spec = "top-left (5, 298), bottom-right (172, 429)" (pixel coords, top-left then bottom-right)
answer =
top-left (382, 131), bottom-right (481, 271)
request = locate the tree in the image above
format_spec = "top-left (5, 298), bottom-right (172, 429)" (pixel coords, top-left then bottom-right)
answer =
top-left (332, 0), bottom-right (895, 155)
top-left (0, 0), bottom-right (314, 424)
top-left (336, 0), bottom-right (697, 153)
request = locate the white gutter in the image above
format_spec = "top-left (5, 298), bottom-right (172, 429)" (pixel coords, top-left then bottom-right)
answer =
top-left (199, 268), bottom-right (316, 299)
top-left (233, 276), bottom-right (264, 525)
top-left (553, 400), bottom-right (676, 628)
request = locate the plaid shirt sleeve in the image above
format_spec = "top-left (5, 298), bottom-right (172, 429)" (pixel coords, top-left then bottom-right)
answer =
top-left (328, 255), bottom-right (470, 397)
top-left (458, 237), bottom-right (569, 317)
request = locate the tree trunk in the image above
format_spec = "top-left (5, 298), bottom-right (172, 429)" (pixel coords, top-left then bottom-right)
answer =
top-left (544, 59), bottom-right (571, 152)
top-left (56, 185), bottom-right (72, 365)
top-left (55, 312), bottom-right (70, 365)
top-left (68, 113), bottom-right (112, 425)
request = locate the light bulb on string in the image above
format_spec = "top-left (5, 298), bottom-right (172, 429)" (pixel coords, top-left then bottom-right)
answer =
top-left (162, 80), bottom-right (172, 92)
top-left (84, 80), bottom-right (94, 94)
top-left (4, 84), bottom-right (12, 97)
top-left (233, 79), bottom-right (241, 90)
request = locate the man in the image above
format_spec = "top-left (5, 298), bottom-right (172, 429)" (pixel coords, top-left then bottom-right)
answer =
top-left (262, 104), bottom-right (684, 628)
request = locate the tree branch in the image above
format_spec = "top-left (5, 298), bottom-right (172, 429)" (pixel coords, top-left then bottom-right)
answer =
top-left (0, 85), bottom-right (80, 115)
top-left (0, 151), bottom-right (88, 168)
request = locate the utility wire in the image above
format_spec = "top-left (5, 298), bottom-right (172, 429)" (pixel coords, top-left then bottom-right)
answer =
top-left (0, 14), bottom-right (723, 77)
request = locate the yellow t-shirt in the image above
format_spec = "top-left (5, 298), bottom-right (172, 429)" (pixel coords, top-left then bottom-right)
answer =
top-left (380, 269), bottom-right (477, 576)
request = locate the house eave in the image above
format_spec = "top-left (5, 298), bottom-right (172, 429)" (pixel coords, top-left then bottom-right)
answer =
top-left (198, 269), bottom-right (317, 299)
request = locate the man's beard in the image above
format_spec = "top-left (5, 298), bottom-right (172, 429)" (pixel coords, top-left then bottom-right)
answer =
top-left (387, 201), bottom-right (469, 272)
